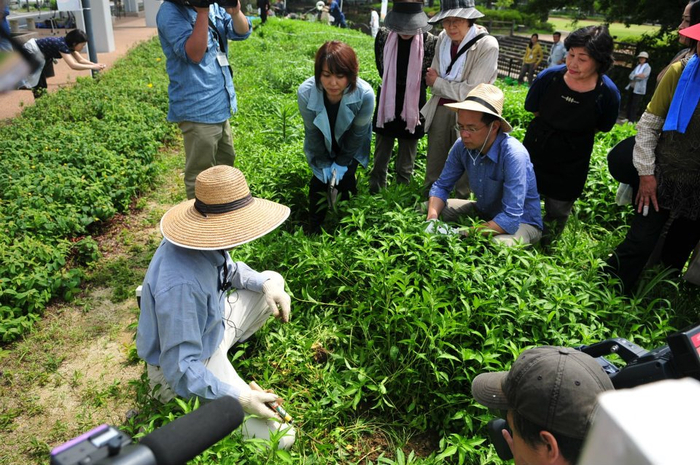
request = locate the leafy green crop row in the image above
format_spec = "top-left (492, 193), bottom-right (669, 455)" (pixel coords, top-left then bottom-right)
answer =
top-left (0, 41), bottom-right (178, 341)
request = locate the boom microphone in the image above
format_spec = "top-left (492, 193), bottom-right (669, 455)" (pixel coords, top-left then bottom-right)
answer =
top-left (50, 396), bottom-right (245, 465)
top-left (139, 396), bottom-right (245, 465)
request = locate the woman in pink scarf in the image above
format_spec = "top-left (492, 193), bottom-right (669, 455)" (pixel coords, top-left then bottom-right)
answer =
top-left (369, 1), bottom-right (436, 194)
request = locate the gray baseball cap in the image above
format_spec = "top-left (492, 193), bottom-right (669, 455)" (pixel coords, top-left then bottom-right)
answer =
top-left (471, 346), bottom-right (614, 439)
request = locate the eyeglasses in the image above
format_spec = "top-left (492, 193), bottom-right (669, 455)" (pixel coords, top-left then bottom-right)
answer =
top-left (442, 18), bottom-right (466, 28)
top-left (454, 124), bottom-right (487, 134)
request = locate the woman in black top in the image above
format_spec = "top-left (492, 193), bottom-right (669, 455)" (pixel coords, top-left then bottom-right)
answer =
top-left (523, 26), bottom-right (620, 239)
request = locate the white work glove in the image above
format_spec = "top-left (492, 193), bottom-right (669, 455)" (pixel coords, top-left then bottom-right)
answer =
top-left (238, 388), bottom-right (278, 419)
top-left (425, 219), bottom-right (458, 236)
top-left (262, 272), bottom-right (291, 323)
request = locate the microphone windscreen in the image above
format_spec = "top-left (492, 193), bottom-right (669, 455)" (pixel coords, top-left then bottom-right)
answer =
top-left (139, 396), bottom-right (245, 465)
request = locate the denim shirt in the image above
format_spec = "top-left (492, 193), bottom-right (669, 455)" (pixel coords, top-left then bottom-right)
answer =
top-left (136, 239), bottom-right (268, 400)
top-left (157, 2), bottom-right (251, 123)
top-left (297, 76), bottom-right (374, 181)
top-left (430, 132), bottom-right (543, 234)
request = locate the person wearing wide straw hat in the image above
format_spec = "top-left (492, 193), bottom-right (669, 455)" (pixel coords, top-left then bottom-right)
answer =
top-left (136, 165), bottom-right (295, 448)
top-left (424, 84), bottom-right (542, 246)
top-left (625, 51), bottom-right (652, 123)
top-left (471, 346), bottom-right (614, 464)
top-left (369, 1), bottom-right (436, 193)
top-left (421, 0), bottom-right (499, 199)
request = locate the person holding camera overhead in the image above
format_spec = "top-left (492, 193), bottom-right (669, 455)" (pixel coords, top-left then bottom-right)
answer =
top-left (157, 0), bottom-right (251, 199)
top-left (297, 41), bottom-right (374, 234)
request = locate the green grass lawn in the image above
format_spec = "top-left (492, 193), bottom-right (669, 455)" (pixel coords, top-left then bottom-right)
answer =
top-left (548, 16), bottom-right (661, 40)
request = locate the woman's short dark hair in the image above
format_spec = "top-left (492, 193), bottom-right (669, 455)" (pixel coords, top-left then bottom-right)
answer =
top-left (65, 29), bottom-right (89, 51)
top-left (564, 25), bottom-right (615, 75)
top-left (510, 409), bottom-right (585, 464)
top-left (314, 41), bottom-right (359, 92)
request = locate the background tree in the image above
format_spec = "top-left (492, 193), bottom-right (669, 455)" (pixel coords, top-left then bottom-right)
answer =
top-left (521, 0), bottom-right (688, 34)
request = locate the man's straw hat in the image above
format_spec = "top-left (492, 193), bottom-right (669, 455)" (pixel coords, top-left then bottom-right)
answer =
top-left (445, 83), bottom-right (513, 133)
top-left (160, 166), bottom-right (290, 250)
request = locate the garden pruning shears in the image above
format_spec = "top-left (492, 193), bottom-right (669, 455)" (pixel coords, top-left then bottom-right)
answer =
top-left (328, 168), bottom-right (339, 209)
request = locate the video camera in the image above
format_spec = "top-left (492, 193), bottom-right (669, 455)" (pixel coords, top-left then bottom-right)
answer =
top-left (50, 396), bottom-right (244, 465)
top-left (164, 0), bottom-right (239, 9)
top-left (485, 323), bottom-right (700, 461)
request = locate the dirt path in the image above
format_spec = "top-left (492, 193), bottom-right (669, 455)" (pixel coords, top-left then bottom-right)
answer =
top-left (0, 150), bottom-right (182, 464)
top-left (0, 16), bottom-right (158, 121)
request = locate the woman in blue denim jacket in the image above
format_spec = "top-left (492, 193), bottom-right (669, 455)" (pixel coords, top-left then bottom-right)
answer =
top-left (297, 41), bottom-right (375, 233)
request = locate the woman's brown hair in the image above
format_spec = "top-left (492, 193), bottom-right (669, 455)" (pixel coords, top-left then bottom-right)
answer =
top-left (314, 41), bottom-right (359, 92)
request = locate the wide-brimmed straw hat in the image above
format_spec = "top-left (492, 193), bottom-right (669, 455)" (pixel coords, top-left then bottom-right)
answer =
top-left (680, 22), bottom-right (700, 41)
top-left (160, 166), bottom-right (290, 250)
top-left (637, 51), bottom-right (649, 59)
top-left (428, 0), bottom-right (484, 24)
top-left (445, 83), bottom-right (513, 133)
top-left (384, 2), bottom-right (432, 35)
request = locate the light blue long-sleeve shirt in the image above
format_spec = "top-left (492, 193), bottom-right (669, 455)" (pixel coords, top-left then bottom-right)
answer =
top-left (429, 132), bottom-right (543, 234)
top-left (297, 76), bottom-right (374, 181)
top-left (157, 2), bottom-right (251, 123)
top-left (547, 41), bottom-right (566, 68)
top-left (136, 239), bottom-right (267, 401)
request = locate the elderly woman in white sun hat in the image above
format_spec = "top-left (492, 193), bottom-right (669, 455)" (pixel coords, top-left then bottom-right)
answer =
top-left (421, 0), bottom-right (499, 199)
top-left (136, 165), bottom-right (295, 448)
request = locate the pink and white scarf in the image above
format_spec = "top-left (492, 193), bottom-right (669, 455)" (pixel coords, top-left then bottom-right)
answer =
top-left (376, 31), bottom-right (424, 134)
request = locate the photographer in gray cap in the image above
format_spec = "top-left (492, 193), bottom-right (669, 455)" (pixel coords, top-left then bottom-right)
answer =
top-left (471, 346), bottom-right (614, 465)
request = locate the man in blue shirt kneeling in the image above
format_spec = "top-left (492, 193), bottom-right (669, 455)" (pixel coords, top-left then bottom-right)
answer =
top-left (425, 83), bottom-right (543, 246)
top-left (137, 165), bottom-right (295, 448)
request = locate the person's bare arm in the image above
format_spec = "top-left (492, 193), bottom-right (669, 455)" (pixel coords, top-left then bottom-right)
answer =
top-left (62, 51), bottom-right (105, 71)
top-left (225, 4), bottom-right (249, 36)
top-left (185, 7), bottom-right (211, 63)
top-left (426, 196), bottom-right (445, 220)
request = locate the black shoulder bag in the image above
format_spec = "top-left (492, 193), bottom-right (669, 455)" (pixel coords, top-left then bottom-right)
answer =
top-left (444, 33), bottom-right (487, 76)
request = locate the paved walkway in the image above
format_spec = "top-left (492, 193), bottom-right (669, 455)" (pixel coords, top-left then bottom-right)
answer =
top-left (0, 15), bottom-right (158, 121)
